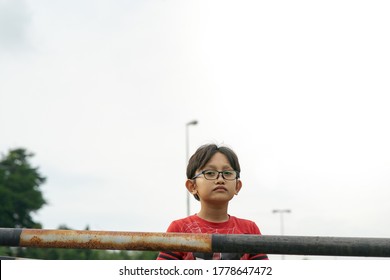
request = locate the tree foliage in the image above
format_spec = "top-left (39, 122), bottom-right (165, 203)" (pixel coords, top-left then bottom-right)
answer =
top-left (0, 148), bottom-right (46, 228)
top-left (18, 246), bottom-right (158, 260)
top-left (0, 148), bottom-right (158, 259)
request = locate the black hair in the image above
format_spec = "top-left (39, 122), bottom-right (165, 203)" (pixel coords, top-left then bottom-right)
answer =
top-left (186, 144), bottom-right (241, 201)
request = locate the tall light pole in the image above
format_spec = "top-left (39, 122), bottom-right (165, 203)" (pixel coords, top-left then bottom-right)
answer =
top-left (272, 209), bottom-right (291, 259)
top-left (186, 120), bottom-right (198, 216)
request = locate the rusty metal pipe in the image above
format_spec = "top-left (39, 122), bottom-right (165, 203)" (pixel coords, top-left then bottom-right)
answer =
top-left (0, 228), bottom-right (212, 252)
top-left (1, 228), bottom-right (390, 257)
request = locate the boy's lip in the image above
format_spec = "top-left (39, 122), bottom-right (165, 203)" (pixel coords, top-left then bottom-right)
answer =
top-left (213, 186), bottom-right (228, 191)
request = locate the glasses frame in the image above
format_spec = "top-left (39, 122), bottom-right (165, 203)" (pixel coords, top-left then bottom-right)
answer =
top-left (192, 169), bottom-right (239, 181)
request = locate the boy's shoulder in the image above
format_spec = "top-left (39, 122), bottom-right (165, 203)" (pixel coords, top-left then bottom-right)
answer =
top-left (229, 215), bottom-right (256, 224)
top-left (170, 214), bottom-right (198, 223)
top-left (228, 215), bottom-right (260, 229)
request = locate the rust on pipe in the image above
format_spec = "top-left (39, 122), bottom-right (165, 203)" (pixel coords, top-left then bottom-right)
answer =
top-left (2, 228), bottom-right (390, 257)
top-left (16, 229), bottom-right (212, 252)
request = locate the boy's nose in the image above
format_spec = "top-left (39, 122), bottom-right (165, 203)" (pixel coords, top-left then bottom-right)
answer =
top-left (215, 173), bottom-right (225, 182)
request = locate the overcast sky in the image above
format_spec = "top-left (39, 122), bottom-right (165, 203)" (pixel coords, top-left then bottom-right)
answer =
top-left (1, 0), bottom-right (390, 259)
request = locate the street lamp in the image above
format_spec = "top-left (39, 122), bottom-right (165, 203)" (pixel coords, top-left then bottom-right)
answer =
top-left (186, 120), bottom-right (198, 216)
top-left (272, 209), bottom-right (291, 259)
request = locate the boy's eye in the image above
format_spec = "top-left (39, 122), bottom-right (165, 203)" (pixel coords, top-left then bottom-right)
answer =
top-left (204, 170), bottom-right (217, 176)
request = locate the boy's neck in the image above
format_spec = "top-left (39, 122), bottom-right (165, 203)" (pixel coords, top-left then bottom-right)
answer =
top-left (197, 204), bottom-right (229, 223)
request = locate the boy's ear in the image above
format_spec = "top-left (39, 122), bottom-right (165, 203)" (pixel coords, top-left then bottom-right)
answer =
top-left (235, 179), bottom-right (242, 195)
top-left (186, 179), bottom-right (197, 194)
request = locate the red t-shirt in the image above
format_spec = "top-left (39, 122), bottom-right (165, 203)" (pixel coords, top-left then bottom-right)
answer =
top-left (157, 214), bottom-right (268, 260)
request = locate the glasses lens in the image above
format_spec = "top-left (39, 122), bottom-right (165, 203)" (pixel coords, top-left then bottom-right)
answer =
top-left (203, 170), bottom-right (237, 180)
top-left (222, 170), bottom-right (236, 180)
top-left (203, 170), bottom-right (218, 179)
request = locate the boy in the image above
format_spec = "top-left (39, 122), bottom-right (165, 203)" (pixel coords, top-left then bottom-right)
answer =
top-left (157, 144), bottom-right (268, 260)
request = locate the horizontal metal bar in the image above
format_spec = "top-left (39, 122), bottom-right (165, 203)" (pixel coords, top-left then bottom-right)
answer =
top-left (0, 228), bottom-right (212, 252)
top-left (0, 228), bottom-right (22, 247)
top-left (1, 228), bottom-right (390, 257)
top-left (212, 235), bottom-right (390, 257)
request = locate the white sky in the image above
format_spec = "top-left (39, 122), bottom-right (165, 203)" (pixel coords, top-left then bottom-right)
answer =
top-left (1, 0), bottom-right (390, 259)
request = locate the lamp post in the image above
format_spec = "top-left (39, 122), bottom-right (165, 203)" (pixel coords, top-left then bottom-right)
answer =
top-left (186, 120), bottom-right (198, 216)
top-left (272, 209), bottom-right (291, 259)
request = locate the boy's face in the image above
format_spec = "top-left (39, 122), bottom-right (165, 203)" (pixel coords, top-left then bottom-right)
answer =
top-left (187, 152), bottom-right (242, 204)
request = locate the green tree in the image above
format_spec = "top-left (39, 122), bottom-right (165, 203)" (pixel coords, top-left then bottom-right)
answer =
top-left (0, 148), bottom-right (159, 260)
top-left (0, 148), bottom-right (46, 228)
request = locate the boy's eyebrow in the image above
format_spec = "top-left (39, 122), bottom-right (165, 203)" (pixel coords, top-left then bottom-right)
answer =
top-left (203, 164), bottom-right (233, 170)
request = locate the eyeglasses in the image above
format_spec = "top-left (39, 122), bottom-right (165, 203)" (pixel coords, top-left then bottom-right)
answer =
top-left (192, 170), bottom-right (239, 181)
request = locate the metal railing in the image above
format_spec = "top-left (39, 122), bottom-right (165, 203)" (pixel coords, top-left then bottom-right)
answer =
top-left (1, 228), bottom-right (390, 257)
